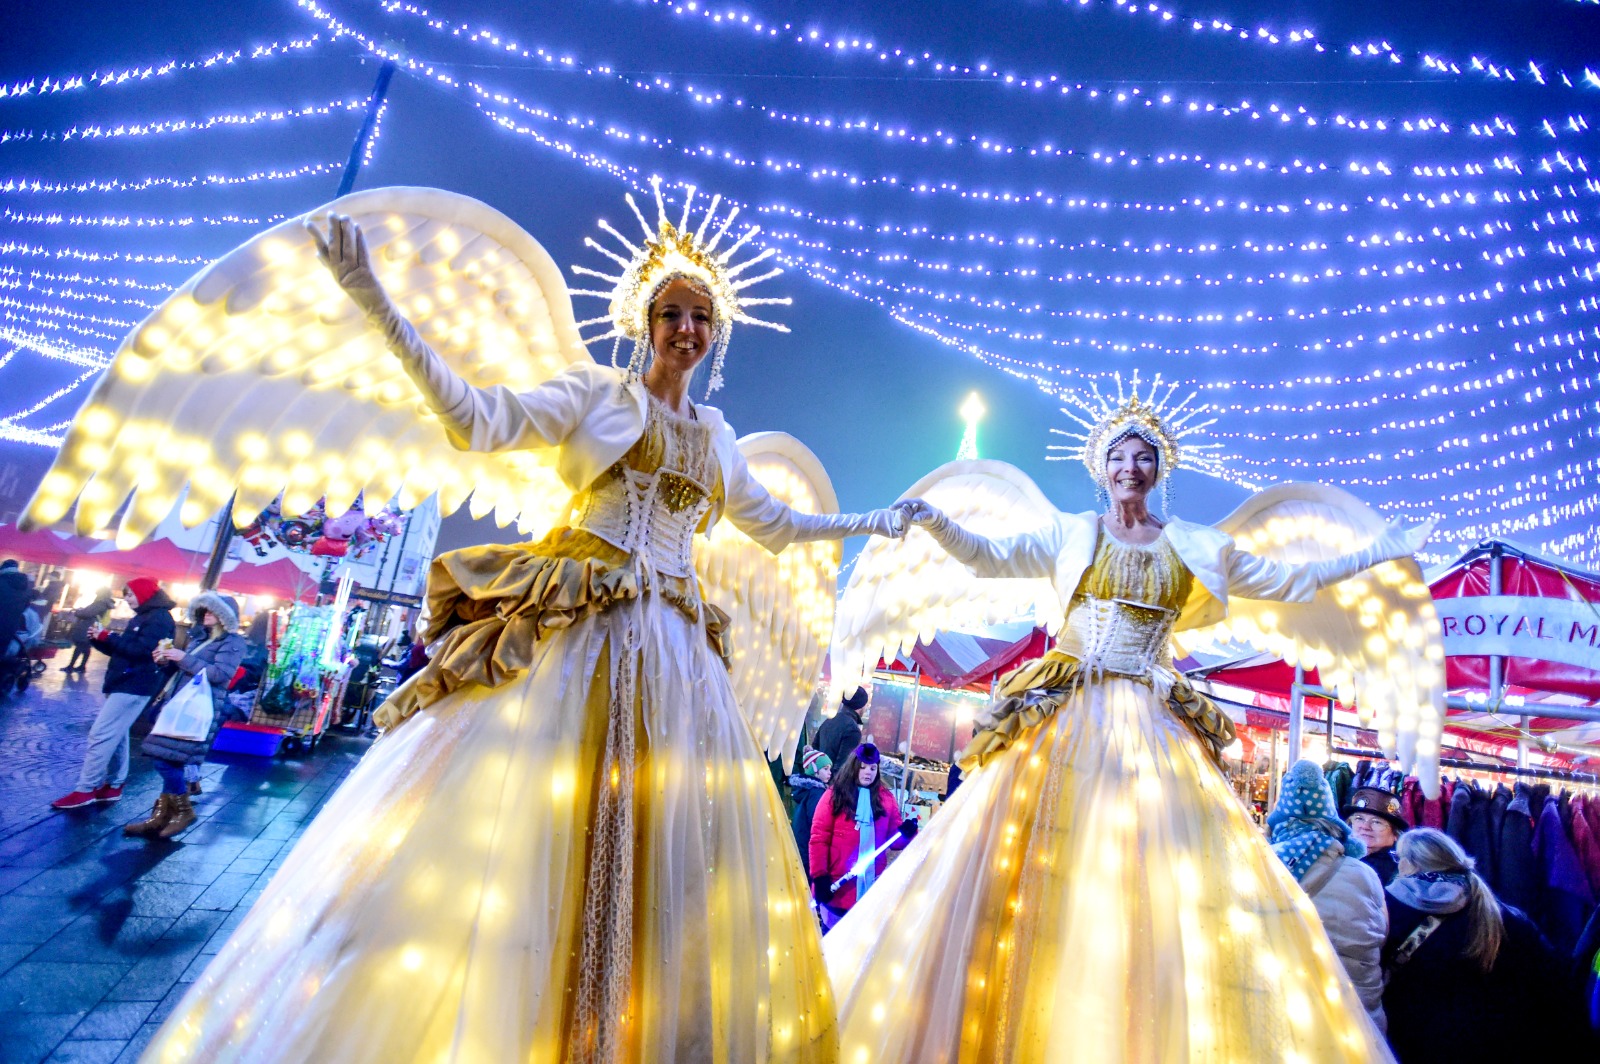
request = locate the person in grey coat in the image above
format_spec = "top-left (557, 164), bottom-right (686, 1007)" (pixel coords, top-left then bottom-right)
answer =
top-left (1269, 760), bottom-right (1389, 1033)
top-left (125, 591), bottom-right (247, 840)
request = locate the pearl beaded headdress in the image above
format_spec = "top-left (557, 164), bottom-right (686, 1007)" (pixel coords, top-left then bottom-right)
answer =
top-left (571, 177), bottom-right (791, 394)
top-left (1051, 372), bottom-right (1222, 512)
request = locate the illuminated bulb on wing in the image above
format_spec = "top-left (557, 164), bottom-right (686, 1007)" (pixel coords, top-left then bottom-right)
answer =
top-left (117, 357), bottom-right (153, 382)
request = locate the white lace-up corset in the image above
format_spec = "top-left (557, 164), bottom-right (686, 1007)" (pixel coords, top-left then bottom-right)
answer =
top-left (1058, 527), bottom-right (1193, 678)
top-left (568, 397), bottom-right (721, 582)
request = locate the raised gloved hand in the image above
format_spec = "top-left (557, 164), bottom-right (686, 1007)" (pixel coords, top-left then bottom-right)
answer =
top-left (1375, 517), bottom-right (1437, 561)
top-left (1306, 516), bottom-right (1438, 591)
top-left (811, 874), bottom-right (836, 904)
top-left (897, 817), bottom-right (920, 841)
top-left (306, 213), bottom-right (394, 319)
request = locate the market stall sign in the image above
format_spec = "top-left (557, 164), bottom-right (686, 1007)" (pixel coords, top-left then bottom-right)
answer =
top-left (1435, 595), bottom-right (1600, 671)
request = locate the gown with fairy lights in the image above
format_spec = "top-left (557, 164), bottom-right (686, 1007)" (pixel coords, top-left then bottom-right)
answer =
top-left (823, 525), bottom-right (1395, 1063)
top-left (141, 394), bottom-right (836, 1064)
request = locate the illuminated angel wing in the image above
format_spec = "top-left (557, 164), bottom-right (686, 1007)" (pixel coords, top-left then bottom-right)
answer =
top-left (21, 186), bottom-right (591, 545)
top-left (696, 433), bottom-right (841, 770)
top-left (1175, 482), bottom-right (1446, 796)
top-left (829, 460), bottom-right (1061, 694)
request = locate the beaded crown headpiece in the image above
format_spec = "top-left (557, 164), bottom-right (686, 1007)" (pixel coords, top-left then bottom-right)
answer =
top-left (571, 177), bottom-right (791, 394)
top-left (1049, 372), bottom-right (1222, 512)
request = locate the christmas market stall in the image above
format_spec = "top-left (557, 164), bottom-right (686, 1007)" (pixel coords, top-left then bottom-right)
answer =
top-left (1187, 539), bottom-right (1600, 949)
top-left (213, 492), bottom-right (438, 756)
top-left (850, 621), bottom-right (1050, 823)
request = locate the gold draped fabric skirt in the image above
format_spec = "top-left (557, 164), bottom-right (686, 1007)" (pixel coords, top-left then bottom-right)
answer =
top-left (141, 542), bottom-right (836, 1064)
top-left (823, 673), bottom-right (1392, 1064)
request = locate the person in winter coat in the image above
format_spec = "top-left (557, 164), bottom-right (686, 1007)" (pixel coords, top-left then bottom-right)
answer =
top-left (1344, 785), bottom-right (1409, 886)
top-left (1382, 827), bottom-right (1592, 1063)
top-left (809, 743), bottom-right (915, 930)
top-left (62, 588), bottom-right (115, 674)
top-left (125, 591), bottom-right (247, 839)
top-left (7, 596), bottom-right (48, 658)
top-left (814, 686), bottom-right (869, 768)
top-left (1270, 760), bottom-right (1388, 1032)
top-left (0, 559), bottom-right (33, 654)
top-left (788, 749), bottom-right (833, 876)
top-left (50, 578), bottom-right (176, 810)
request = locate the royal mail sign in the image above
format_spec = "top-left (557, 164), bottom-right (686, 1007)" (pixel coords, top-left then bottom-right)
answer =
top-left (1435, 595), bottom-right (1600, 671)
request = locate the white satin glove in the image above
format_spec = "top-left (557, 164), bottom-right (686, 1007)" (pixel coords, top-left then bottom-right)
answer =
top-left (306, 213), bottom-right (472, 423)
top-left (893, 498), bottom-right (984, 563)
top-left (790, 508), bottom-right (906, 542)
top-left (306, 213), bottom-right (394, 319)
top-left (1307, 517), bottom-right (1437, 589)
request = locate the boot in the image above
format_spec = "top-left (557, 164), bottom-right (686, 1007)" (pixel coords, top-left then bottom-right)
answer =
top-left (158, 794), bottom-right (197, 838)
top-left (124, 794), bottom-right (175, 838)
top-left (187, 779), bottom-right (202, 796)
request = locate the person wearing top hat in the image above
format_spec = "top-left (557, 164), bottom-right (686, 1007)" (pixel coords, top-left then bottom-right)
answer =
top-left (1344, 785), bottom-right (1409, 885)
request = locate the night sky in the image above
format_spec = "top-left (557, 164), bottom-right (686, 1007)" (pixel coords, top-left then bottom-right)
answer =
top-left (3, 0), bottom-right (1597, 562)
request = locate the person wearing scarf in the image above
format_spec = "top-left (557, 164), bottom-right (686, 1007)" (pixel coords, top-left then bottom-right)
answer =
top-left (1269, 759), bottom-right (1388, 1032)
top-left (1381, 827), bottom-right (1593, 1063)
top-left (808, 743), bottom-right (916, 930)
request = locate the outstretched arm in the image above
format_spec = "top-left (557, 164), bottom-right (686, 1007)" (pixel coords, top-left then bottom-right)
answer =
top-left (309, 214), bottom-right (593, 454)
top-left (1224, 520), bottom-right (1434, 603)
top-left (723, 444), bottom-right (902, 553)
top-left (895, 498), bottom-right (1059, 580)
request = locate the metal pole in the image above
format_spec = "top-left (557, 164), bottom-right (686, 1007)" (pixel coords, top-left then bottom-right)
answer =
top-left (901, 665), bottom-right (922, 804)
top-left (336, 60), bottom-right (397, 198)
top-left (199, 497), bottom-right (235, 591)
top-left (1287, 663), bottom-right (1306, 764)
top-left (1446, 696), bottom-right (1600, 723)
top-left (198, 61), bottom-right (398, 592)
top-left (1487, 542), bottom-right (1504, 710)
top-left (1325, 687), bottom-right (1336, 753)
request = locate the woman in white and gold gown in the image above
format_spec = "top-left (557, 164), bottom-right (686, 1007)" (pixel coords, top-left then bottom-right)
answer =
top-left (822, 381), bottom-right (1443, 1063)
top-left (65, 189), bottom-right (903, 1063)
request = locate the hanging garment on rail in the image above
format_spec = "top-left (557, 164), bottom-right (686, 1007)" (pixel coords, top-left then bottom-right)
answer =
top-left (1535, 795), bottom-right (1598, 954)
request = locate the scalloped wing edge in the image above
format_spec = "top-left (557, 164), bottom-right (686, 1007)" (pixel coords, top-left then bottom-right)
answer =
top-left (22, 186), bottom-right (590, 544)
top-left (829, 459), bottom-right (1060, 693)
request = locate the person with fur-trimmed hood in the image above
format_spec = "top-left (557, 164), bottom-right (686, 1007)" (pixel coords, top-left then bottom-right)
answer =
top-left (126, 591), bottom-right (247, 840)
top-left (789, 749), bottom-right (833, 876)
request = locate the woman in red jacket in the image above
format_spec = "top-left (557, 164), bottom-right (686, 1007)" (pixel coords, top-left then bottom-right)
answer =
top-left (808, 743), bottom-right (917, 930)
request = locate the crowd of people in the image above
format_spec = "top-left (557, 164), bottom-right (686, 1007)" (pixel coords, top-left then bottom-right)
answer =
top-left (10, 542), bottom-right (1600, 1060)
top-left (1265, 757), bottom-right (1598, 1061)
top-left (0, 563), bottom-right (271, 840)
top-left (782, 683), bottom-right (1600, 1060)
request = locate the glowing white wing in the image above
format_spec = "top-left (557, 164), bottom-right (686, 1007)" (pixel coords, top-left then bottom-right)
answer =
top-left (22, 186), bottom-right (591, 545)
top-left (1175, 482), bottom-right (1446, 796)
top-left (829, 460), bottom-right (1061, 694)
top-left (696, 432), bottom-right (840, 771)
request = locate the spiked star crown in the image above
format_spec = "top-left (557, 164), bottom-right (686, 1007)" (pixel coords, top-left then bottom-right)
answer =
top-left (1050, 372), bottom-right (1223, 510)
top-left (571, 177), bottom-right (791, 393)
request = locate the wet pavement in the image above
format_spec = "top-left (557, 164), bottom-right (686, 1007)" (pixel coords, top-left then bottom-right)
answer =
top-left (0, 657), bottom-right (370, 1064)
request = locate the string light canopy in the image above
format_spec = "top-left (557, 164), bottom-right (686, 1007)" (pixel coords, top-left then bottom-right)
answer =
top-left (2, 0), bottom-right (1598, 567)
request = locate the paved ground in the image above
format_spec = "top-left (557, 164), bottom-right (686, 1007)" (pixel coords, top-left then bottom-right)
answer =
top-left (0, 657), bottom-right (369, 1064)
